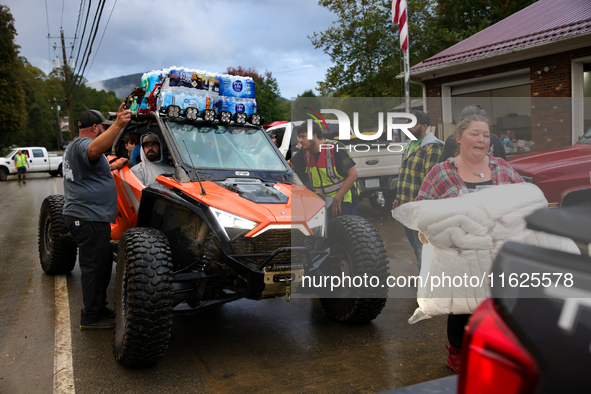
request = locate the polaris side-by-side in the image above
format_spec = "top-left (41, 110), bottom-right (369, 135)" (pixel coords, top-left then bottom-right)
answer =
top-left (38, 106), bottom-right (389, 367)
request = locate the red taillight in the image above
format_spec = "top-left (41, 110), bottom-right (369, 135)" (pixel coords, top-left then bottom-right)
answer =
top-left (458, 299), bottom-right (539, 394)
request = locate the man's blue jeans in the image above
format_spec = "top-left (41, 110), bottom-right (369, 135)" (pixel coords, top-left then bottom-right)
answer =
top-left (403, 225), bottom-right (422, 273)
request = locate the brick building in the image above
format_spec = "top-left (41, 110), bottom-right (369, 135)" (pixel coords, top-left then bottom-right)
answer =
top-left (408, 0), bottom-right (591, 152)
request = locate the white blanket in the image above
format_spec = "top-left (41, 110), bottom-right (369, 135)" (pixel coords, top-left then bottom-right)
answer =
top-left (392, 183), bottom-right (579, 324)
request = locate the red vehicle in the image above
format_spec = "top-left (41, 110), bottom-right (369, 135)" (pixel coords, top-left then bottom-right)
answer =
top-left (507, 128), bottom-right (591, 207)
top-left (391, 205), bottom-right (591, 394)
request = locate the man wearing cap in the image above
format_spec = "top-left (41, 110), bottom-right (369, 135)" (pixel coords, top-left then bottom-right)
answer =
top-left (441, 105), bottom-right (506, 161)
top-left (62, 103), bottom-right (131, 329)
top-left (392, 110), bottom-right (444, 273)
top-left (131, 132), bottom-right (173, 187)
top-left (268, 131), bottom-right (279, 147)
top-left (290, 121), bottom-right (359, 218)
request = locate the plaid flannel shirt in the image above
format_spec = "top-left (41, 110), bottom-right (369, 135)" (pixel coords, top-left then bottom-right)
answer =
top-left (415, 155), bottom-right (525, 201)
top-left (395, 140), bottom-right (444, 205)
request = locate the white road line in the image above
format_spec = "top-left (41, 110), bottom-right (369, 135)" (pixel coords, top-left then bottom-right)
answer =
top-left (54, 275), bottom-right (75, 394)
top-left (53, 179), bottom-right (58, 195)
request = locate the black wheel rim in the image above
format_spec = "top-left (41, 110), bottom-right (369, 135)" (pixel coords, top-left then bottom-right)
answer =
top-left (330, 243), bottom-right (354, 298)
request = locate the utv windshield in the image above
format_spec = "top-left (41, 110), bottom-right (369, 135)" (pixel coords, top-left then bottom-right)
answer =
top-left (167, 121), bottom-right (288, 172)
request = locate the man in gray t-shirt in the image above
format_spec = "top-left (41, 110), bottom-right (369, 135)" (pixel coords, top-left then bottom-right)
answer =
top-left (63, 103), bottom-right (130, 329)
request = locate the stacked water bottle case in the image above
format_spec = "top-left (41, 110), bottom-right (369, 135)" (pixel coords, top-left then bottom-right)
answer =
top-left (138, 67), bottom-right (258, 117)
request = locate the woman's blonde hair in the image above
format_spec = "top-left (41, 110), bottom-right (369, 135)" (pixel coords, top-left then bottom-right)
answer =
top-left (452, 115), bottom-right (489, 156)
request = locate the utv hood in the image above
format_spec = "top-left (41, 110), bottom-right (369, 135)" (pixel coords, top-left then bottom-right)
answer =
top-left (156, 177), bottom-right (325, 236)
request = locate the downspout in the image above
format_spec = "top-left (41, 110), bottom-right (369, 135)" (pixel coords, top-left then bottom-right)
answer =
top-left (395, 74), bottom-right (427, 112)
top-left (410, 80), bottom-right (427, 112)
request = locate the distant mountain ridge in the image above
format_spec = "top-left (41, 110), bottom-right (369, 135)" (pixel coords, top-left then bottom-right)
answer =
top-left (87, 73), bottom-right (144, 99)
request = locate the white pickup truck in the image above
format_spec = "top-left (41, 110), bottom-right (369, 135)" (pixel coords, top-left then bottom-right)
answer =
top-left (0, 147), bottom-right (63, 181)
top-left (267, 121), bottom-right (408, 211)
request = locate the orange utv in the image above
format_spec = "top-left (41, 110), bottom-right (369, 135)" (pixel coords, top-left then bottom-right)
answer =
top-left (38, 108), bottom-right (389, 367)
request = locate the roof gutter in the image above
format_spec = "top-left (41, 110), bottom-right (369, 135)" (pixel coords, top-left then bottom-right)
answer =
top-left (409, 30), bottom-right (591, 80)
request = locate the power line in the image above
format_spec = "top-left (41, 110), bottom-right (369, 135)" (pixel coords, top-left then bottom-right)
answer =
top-left (0, 76), bottom-right (43, 86)
top-left (86, 0), bottom-right (118, 78)
top-left (76, 0), bottom-right (106, 80)
top-left (45, 0), bottom-right (51, 74)
top-left (71, 0), bottom-right (87, 62)
top-left (78, 0), bottom-right (106, 79)
top-left (60, 0), bottom-right (66, 28)
top-left (73, 0), bottom-right (92, 79)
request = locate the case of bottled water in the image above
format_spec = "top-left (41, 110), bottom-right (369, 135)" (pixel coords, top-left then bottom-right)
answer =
top-left (139, 67), bottom-right (258, 117)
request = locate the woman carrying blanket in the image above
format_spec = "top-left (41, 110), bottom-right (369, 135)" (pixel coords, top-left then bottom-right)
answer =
top-left (415, 114), bottom-right (524, 373)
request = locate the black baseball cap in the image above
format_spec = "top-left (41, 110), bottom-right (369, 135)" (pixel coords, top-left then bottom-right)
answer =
top-left (412, 110), bottom-right (430, 125)
top-left (77, 110), bottom-right (114, 129)
top-left (461, 104), bottom-right (486, 120)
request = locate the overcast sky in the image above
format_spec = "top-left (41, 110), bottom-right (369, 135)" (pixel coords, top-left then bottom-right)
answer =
top-left (3, 0), bottom-right (337, 99)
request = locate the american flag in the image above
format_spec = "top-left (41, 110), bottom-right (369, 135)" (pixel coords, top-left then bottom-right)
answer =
top-left (392, 0), bottom-right (408, 52)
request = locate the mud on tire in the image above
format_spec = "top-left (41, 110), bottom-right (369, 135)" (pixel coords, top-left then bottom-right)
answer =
top-left (320, 215), bottom-right (389, 324)
top-left (113, 228), bottom-right (174, 367)
top-left (38, 195), bottom-right (77, 274)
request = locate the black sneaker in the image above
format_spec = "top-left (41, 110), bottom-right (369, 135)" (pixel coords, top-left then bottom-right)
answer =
top-left (100, 307), bottom-right (115, 319)
top-left (80, 316), bottom-right (114, 330)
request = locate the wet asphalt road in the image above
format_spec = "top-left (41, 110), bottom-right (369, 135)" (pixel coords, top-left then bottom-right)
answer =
top-left (0, 173), bottom-right (453, 393)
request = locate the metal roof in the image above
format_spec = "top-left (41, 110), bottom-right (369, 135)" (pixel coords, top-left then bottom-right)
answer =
top-left (410, 0), bottom-right (591, 75)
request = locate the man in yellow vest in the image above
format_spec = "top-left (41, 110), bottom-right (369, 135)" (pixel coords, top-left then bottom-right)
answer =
top-left (290, 121), bottom-right (359, 218)
top-left (14, 149), bottom-right (29, 184)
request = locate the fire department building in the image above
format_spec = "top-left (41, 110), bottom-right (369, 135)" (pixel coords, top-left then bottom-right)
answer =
top-left (409, 0), bottom-right (591, 152)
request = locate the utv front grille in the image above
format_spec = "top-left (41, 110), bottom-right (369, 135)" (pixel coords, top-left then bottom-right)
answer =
top-left (232, 229), bottom-right (312, 266)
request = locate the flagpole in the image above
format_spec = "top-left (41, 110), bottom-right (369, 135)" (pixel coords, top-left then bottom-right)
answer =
top-left (393, 0), bottom-right (411, 113)
top-left (404, 41), bottom-right (411, 114)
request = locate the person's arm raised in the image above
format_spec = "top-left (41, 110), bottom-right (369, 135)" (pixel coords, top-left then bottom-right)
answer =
top-left (87, 103), bottom-right (132, 161)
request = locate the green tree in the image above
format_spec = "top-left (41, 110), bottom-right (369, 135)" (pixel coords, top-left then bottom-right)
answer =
top-left (312, 0), bottom-right (536, 98)
top-left (299, 89), bottom-right (317, 97)
top-left (18, 58), bottom-right (58, 148)
top-left (0, 5), bottom-right (26, 148)
top-left (310, 0), bottom-right (404, 97)
top-left (432, 0), bottom-right (538, 48)
top-left (226, 66), bottom-right (287, 123)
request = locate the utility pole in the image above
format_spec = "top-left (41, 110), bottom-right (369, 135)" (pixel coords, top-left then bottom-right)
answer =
top-left (60, 29), bottom-right (76, 138)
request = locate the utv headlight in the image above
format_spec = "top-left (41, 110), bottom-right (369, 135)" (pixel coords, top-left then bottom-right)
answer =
top-left (202, 109), bottom-right (216, 122)
top-left (185, 107), bottom-right (198, 121)
top-left (167, 105), bottom-right (181, 118)
top-left (219, 111), bottom-right (232, 124)
top-left (211, 207), bottom-right (258, 240)
top-left (234, 112), bottom-right (247, 125)
top-left (248, 113), bottom-right (262, 126)
top-left (306, 207), bottom-right (326, 237)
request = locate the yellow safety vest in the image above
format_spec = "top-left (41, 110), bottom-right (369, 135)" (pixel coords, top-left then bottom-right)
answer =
top-left (303, 140), bottom-right (357, 203)
top-left (15, 153), bottom-right (27, 168)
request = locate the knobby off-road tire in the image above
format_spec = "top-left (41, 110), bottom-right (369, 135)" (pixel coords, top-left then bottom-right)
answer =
top-left (114, 228), bottom-right (174, 367)
top-left (38, 195), bottom-right (77, 274)
top-left (320, 215), bottom-right (389, 324)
